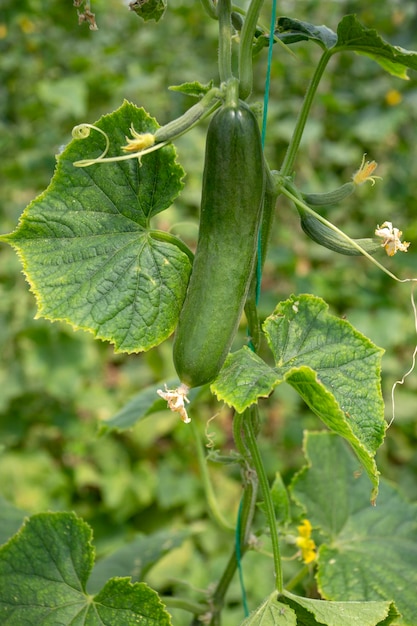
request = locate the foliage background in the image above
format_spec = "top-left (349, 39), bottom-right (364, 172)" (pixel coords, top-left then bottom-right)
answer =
top-left (1, 0), bottom-right (417, 622)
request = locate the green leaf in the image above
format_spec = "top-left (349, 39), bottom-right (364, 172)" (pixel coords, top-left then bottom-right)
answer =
top-left (211, 346), bottom-right (280, 413)
top-left (334, 15), bottom-right (417, 79)
top-left (243, 590), bottom-right (398, 625)
top-left (212, 295), bottom-right (385, 497)
top-left (241, 592), bottom-right (297, 625)
top-left (276, 16), bottom-right (337, 49)
top-left (277, 15), bottom-right (417, 80)
top-left (88, 529), bottom-right (190, 593)
top-left (266, 294), bottom-right (385, 499)
top-left (0, 511), bottom-right (172, 625)
top-left (291, 432), bottom-right (417, 625)
top-left (269, 473), bottom-right (291, 526)
top-left (169, 80), bottom-right (214, 97)
top-left (257, 472), bottom-right (292, 527)
top-left (281, 590), bottom-right (399, 626)
top-left (1, 101), bottom-right (191, 353)
top-left (129, 0), bottom-right (167, 23)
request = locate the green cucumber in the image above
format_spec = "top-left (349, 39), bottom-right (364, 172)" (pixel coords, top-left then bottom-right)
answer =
top-left (300, 214), bottom-right (381, 256)
top-left (173, 100), bottom-right (265, 388)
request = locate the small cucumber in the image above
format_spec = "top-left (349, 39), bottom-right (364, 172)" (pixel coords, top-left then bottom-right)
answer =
top-left (173, 100), bottom-right (265, 388)
top-left (302, 182), bottom-right (355, 206)
top-left (300, 213), bottom-right (381, 256)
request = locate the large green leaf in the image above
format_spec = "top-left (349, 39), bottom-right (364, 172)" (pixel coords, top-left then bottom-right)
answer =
top-left (1, 102), bottom-right (191, 353)
top-left (335, 15), bottom-right (417, 79)
top-left (291, 432), bottom-right (417, 626)
top-left (0, 511), bottom-right (172, 625)
top-left (241, 592), bottom-right (297, 625)
top-left (277, 15), bottom-right (417, 79)
top-left (212, 294), bottom-right (385, 498)
top-left (241, 590), bottom-right (397, 626)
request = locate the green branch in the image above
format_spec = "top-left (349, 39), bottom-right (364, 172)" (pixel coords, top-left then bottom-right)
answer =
top-left (218, 0), bottom-right (234, 83)
top-left (200, 0), bottom-right (217, 19)
top-left (243, 406), bottom-right (283, 593)
top-left (280, 49), bottom-right (332, 176)
top-left (190, 420), bottom-right (234, 532)
top-left (238, 0), bottom-right (265, 98)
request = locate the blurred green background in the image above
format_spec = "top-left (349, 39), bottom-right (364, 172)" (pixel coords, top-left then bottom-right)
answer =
top-left (1, 0), bottom-right (417, 621)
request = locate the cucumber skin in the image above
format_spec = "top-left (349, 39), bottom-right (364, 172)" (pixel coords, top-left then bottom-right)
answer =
top-left (173, 102), bottom-right (265, 388)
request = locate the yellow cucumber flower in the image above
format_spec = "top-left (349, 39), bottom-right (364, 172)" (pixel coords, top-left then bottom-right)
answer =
top-left (295, 519), bottom-right (317, 564)
top-left (352, 154), bottom-right (382, 186)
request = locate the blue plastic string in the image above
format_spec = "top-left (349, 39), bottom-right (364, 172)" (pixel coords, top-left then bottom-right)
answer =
top-left (235, 496), bottom-right (250, 617)
top-left (257, 0), bottom-right (277, 306)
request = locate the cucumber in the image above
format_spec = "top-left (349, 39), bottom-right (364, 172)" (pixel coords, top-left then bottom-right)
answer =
top-left (173, 100), bottom-right (265, 388)
top-left (300, 214), bottom-right (381, 256)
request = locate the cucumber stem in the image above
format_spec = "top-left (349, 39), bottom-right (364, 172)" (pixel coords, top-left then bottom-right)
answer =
top-left (200, 0), bottom-right (217, 19)
top-left (238, 0), bottom-right (266, 99)
top-left (224, 76), bottom-right (240, 107)
top-left (149, 230), bottom-right (194, 263)
top-left (154, 88), bottom-right (221, 143)
top-left (218, 0), bottom-right (234, 83)
top-left (280, 49), bottom-right (332, 176)
top-left (206, 410), bottom-right (259, 624)
top-left (243, 406), bottom-right (283, 593)
top-left (190, 419), bottom-right (235, 531)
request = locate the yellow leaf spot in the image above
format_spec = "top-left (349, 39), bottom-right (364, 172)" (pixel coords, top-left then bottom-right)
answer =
top-left (0, 24), bottom-right (7, 39)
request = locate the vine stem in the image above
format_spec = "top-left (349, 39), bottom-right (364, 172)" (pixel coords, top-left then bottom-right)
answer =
top-left (238, 0), bottom-right (265, 98)
top-left (218, 0), bottom-right (234, 83)
top-left (208, 483), bottom-right (257, 624)
top-left (200, 0), bottom-right (217, 19)
top-left (280, 49), bottom-right (332, 176)
top-left (243, 406), bottom-right (283, 593)
top-left (207, 410), bottom-right (258, 624)
top-left (190, 419), bottom-right (235, 531)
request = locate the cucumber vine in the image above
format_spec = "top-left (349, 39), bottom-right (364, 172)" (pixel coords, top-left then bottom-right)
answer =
top-left (1, 1), bottom-right (417, 625)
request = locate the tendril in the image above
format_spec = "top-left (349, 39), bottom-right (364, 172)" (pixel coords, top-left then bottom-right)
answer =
top-left (71, 123), bottom-right (110, 165)
top-left (71, 121), bottom-right (168, 168)
top-left (388, 284), bottom-right (417, 429)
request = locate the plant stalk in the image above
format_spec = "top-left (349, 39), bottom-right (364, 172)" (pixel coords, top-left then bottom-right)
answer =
top-left (218, 0), bottom-right (234, 83)
top-left (190, 419), bottom-right (234, 531)
top-left (200, 0), bottom-right (217, 19)
top-left (280, 49), bottom-right (332, 176)
top-left (238, 0), bottom-right (266, 98)
top-left (243, 406), bottom-right (283, 593)
top-left (207, 410), bottom-right (259, 624)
